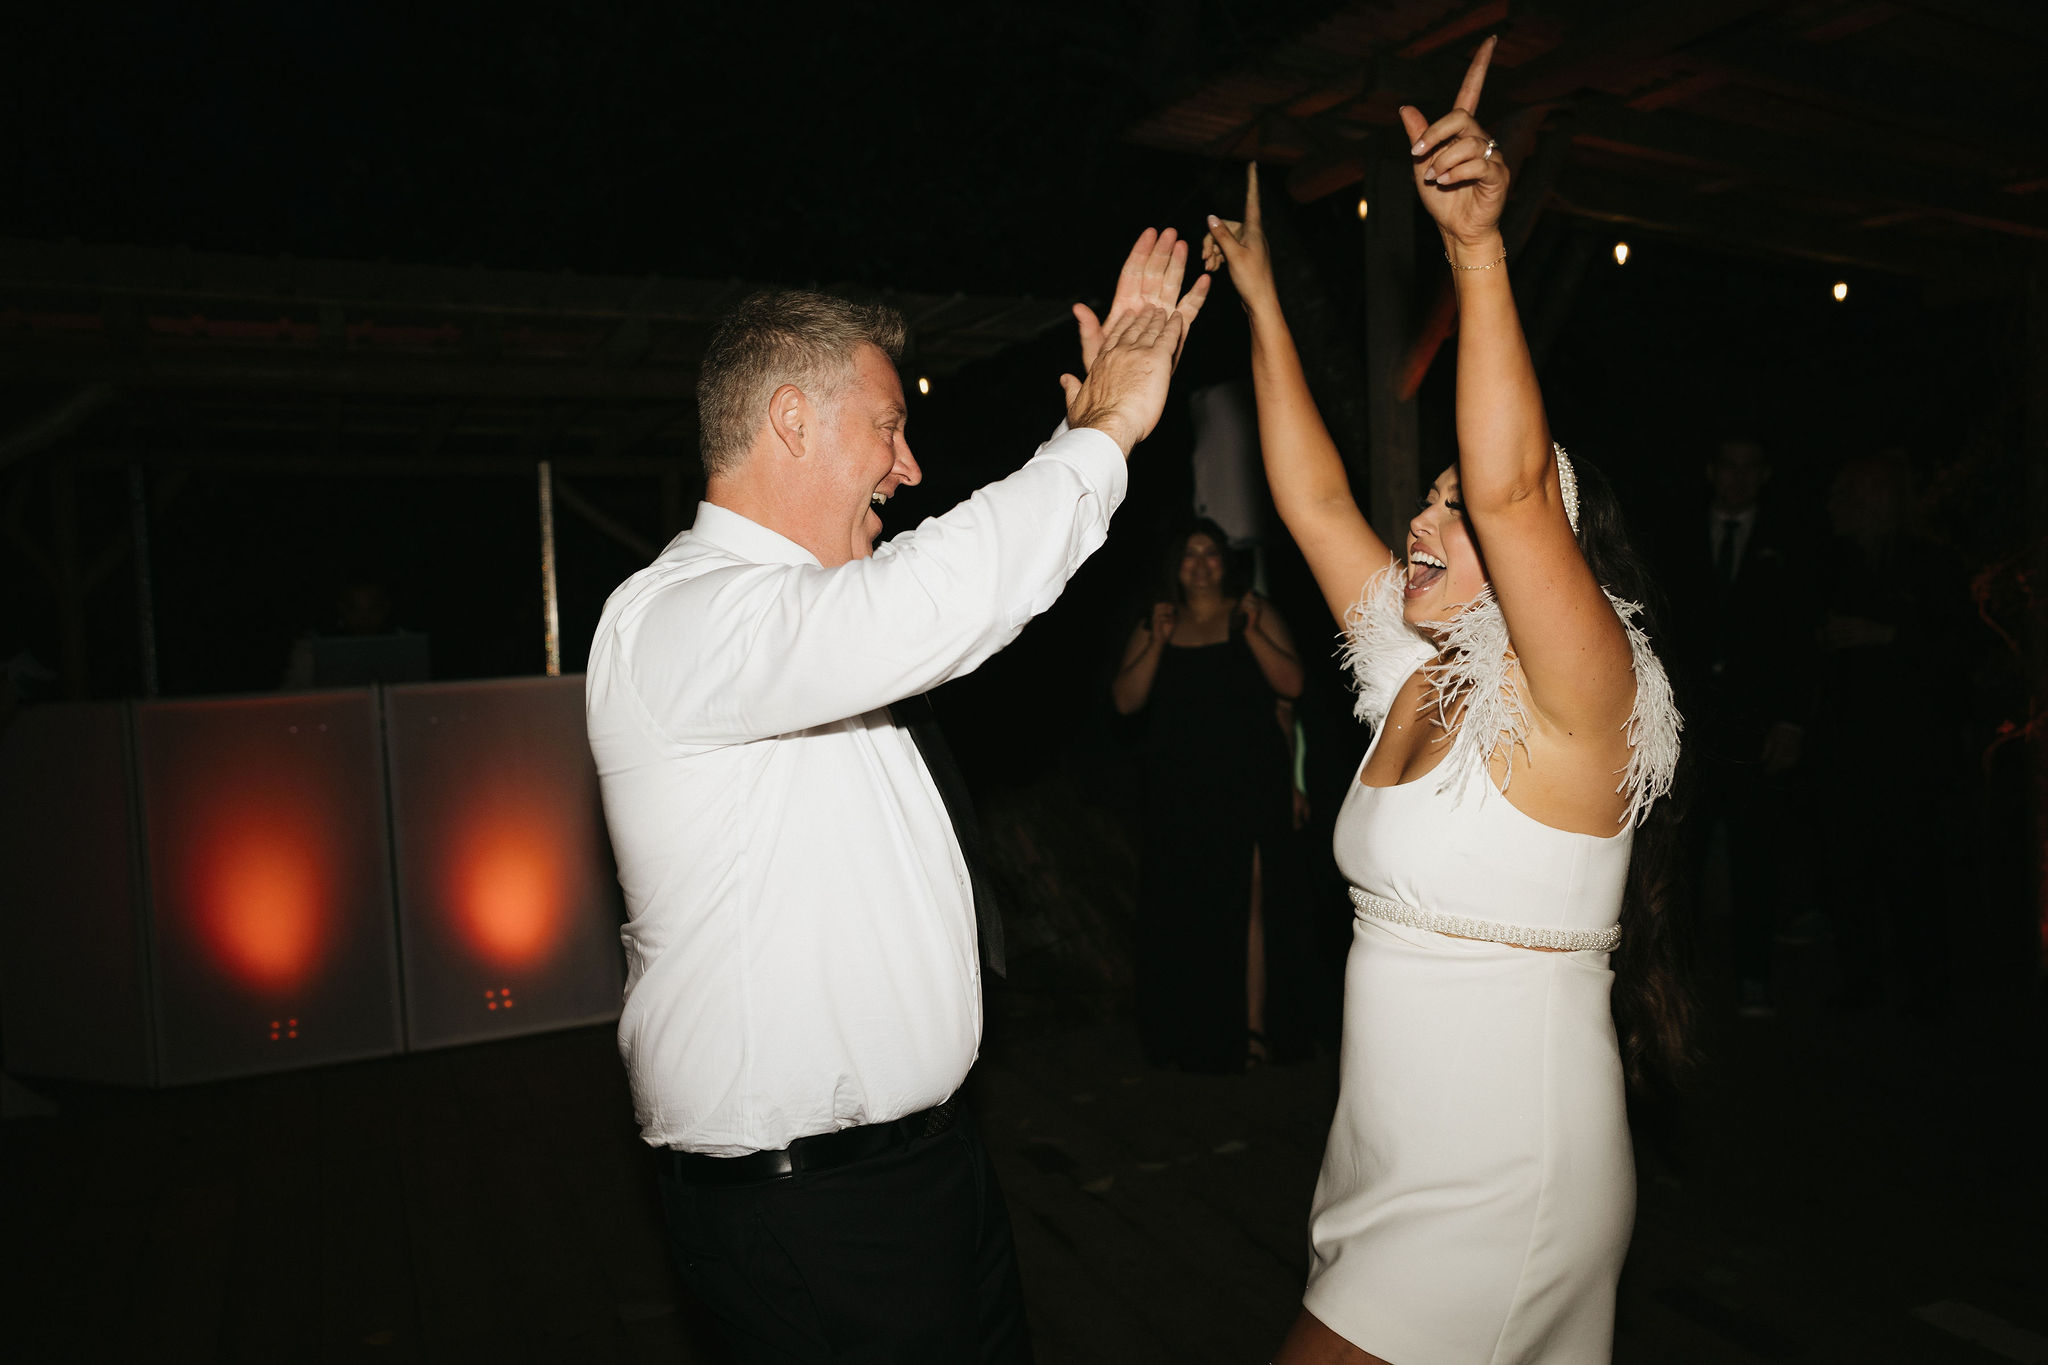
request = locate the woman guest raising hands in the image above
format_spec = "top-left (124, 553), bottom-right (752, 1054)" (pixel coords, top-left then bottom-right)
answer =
top-left (1204, 39), bottom-right (1689, 1365)
top-left (1113, 520), bottom-right (1303, 1071)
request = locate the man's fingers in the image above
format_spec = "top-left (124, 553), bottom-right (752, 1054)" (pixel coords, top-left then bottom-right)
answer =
top-left (1075, 307), bottom-right (1103, 371)
top-left (1245, 161), bottom-right (1263, 232)
top-left (1453, 35), bottom-right (1496, 114)
top-left (1180, 271), bottom-right (1213, 317)
top-left (1059, 373), bottom-right (1081, 404)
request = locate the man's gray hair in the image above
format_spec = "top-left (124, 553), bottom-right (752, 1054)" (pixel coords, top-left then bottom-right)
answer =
top-left (696, 290), bottom-right (907, 478)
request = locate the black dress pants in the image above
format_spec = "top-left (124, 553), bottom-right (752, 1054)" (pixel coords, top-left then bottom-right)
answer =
top-left (656, 1116), bottom-right (1032, 1364)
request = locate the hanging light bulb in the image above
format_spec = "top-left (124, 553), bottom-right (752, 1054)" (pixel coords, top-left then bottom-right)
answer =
top-left (1356, 197), bottom-right (1370, 221)
top-left (1613, 242), bottom-right (1630, 265)
top-left (917, 376), bottom-right (931, 395)
top-left (1832, 281), bottom-right (1849, 302)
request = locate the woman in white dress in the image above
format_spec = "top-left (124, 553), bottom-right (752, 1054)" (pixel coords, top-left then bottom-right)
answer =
top-left (1202, 40), bottom-right (1691, 1365)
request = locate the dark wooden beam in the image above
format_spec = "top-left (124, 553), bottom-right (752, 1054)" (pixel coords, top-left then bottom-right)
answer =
top-left (1570, 100), bottom-right (2048, 243)
top-left (1905, 0), bottom-right (2048, 45)
top-left (0, 384), bottom-right (117, 472)
top-left (102, 451), bottom-right (679, 478)
top-left (0, 347), bottom-right (706, 401)
top-left (1496, 0), bottom-right (1794, 105)
top-left (1548, 166), bottom-right (1994, 279)
top-left (2027, 260), bottom-right (2048, 973)
top-left (1693, 40), bottom-right (2044, 179)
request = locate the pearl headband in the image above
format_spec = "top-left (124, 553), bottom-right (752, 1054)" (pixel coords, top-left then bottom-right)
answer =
top-left (1553, 442), bottom-right (1581, 535)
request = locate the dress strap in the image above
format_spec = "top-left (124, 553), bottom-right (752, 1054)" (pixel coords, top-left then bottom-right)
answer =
top-left (1349, 887), bottom-right (1621, 953)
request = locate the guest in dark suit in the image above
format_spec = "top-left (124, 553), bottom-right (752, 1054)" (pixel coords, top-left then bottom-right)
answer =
top-left (1665, 438), bottom-right (1816, 1017)
top-left (1810, 451), bottom-right (1972, 1015)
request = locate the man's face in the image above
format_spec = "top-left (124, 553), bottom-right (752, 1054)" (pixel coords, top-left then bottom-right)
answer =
top-left (1708, 441), bottom-right (1770, 513)
top-left (816, 344), bottom-right (921, 565)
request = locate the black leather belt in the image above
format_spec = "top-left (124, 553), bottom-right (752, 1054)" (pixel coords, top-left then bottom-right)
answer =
top-left (665, 1097), bottom-right (960, 1187)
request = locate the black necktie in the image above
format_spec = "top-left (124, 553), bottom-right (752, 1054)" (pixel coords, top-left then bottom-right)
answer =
top-left (1714, 517), bottom-right (1741, 585)
top-left (892, 692), bottom-right (1006, 978)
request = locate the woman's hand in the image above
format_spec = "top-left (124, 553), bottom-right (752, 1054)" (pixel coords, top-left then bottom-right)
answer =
top-left (1398, 37), bottom-right (1509, 251)
top-left (1201, 163), bottom-right (1280, 316)
top-left (1149, 601), bottom-right (1178, 648)
top-left (1073, 227), bottom-right (1210, 374)
top-left (1238, 591), bottom-right (1264, 634)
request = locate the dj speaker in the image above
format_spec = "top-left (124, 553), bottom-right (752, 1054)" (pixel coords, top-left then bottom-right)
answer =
top-left (134, 691), bottom-right (404, 1084)
top-left (382, 675), bottom-right (623, 1051)
top-left (0, 703), bottom-right (154, 1085)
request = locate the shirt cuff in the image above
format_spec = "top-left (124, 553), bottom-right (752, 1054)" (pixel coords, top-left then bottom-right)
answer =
top-left (1038, 422), bottom-right (1128, 514)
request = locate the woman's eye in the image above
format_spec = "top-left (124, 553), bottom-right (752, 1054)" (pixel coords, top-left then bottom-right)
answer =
top-left (1445, 499), bottom-right (1466, 514)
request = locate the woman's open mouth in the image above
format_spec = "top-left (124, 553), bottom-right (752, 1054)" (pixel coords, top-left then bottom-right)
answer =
top-left (1405, 549), bottom-right (1446, 595)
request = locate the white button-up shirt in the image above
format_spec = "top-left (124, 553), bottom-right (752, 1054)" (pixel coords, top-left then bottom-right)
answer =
top-left (586, 424), bottom-right (1125, 1154)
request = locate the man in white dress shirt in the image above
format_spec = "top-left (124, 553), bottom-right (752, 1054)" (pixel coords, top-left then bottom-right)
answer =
top-left (586, 229), bottom-right (1207, 1362)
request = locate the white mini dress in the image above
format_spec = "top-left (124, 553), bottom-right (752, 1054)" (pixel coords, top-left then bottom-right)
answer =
top-left (1301, 564), bottom-right (1679, 1364)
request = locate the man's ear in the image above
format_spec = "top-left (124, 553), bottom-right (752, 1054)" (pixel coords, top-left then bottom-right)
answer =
top-left (767, 383), bottom-right (811, 459)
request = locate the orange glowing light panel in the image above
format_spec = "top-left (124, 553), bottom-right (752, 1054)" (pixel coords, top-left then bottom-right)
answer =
top-left (384, 676), bottom-right (623, 1050)
top-left (136, 692), bottom-right (403, 1084)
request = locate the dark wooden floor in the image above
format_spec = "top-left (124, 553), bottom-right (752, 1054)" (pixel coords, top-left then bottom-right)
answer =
top-left (6, 975), bottom-right (2045, 1364)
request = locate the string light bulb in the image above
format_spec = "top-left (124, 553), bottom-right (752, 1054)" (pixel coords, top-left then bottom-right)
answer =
top-left (1832, 281), bottom-right (1848, 302)
top-left (1613, 242), bottom-right (1630, 266)
top-left (917, 376), bottom-right (931, 395)
top-left (1356, 197), bottom-right (1369, 220)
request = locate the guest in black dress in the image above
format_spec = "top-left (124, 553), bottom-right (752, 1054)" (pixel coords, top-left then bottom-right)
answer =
top-left (1112, 518), bottom-right (1303, 1071)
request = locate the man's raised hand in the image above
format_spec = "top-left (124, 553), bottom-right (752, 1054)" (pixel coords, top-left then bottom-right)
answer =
top-left (1074, 227), bottom-right (1210, 373)
top-left (1061, 298), bottom-right (1200, 456)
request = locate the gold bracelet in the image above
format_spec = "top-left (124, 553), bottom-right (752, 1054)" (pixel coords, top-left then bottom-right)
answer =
top-left (1446, 247), bottom-right (1507, 270)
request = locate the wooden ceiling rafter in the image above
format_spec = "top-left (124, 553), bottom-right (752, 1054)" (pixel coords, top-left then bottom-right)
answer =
top-left (0, 239), bottom-right (1075, 469)
top-left (1125, 0), bottom-right (2048, 284)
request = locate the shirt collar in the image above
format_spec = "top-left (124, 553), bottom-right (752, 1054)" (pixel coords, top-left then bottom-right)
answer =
top-left (687, 501), bottom-right (824, 568)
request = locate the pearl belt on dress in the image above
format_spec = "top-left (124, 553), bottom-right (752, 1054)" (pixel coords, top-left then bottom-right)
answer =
top-left (1348, 888), bottom-right (1622, 953)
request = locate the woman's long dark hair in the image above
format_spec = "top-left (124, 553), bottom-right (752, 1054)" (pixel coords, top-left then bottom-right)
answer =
top-left (1567, 456), bottom-right (1699, 1091)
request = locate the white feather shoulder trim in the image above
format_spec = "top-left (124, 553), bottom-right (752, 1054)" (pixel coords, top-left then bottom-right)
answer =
top-left (1338, 564), bottom-right (1681, 827)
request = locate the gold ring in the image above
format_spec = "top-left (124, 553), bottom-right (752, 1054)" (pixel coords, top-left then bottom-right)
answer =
top-left (1483, 139), bottom-right (1498, 162)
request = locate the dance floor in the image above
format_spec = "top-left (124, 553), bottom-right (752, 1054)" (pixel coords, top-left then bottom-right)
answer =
top-left (2, 993), bottom-right (2042, 1362)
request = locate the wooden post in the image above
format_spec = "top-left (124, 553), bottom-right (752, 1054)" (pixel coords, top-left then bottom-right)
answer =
top-left (127, 463), bottom-right (159, 697)
top-left (50, 462), bottom-right (87, 698)
top-left (538, 460), bottom-right (561, 677)
top-left (2027, 264), bottom-right (2048, 975)
top-left (1365, 155), bottom-right (1422, 550)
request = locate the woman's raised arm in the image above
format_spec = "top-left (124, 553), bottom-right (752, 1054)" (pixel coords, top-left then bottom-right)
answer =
top-left (1401, 40), bottom-right (1634, 732)
top-left (1204, 167), bottom-right (1393, 626)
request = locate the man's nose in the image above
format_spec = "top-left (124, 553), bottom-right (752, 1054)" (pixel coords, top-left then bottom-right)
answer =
top-left (895, 440), bottom-right (922, 487)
